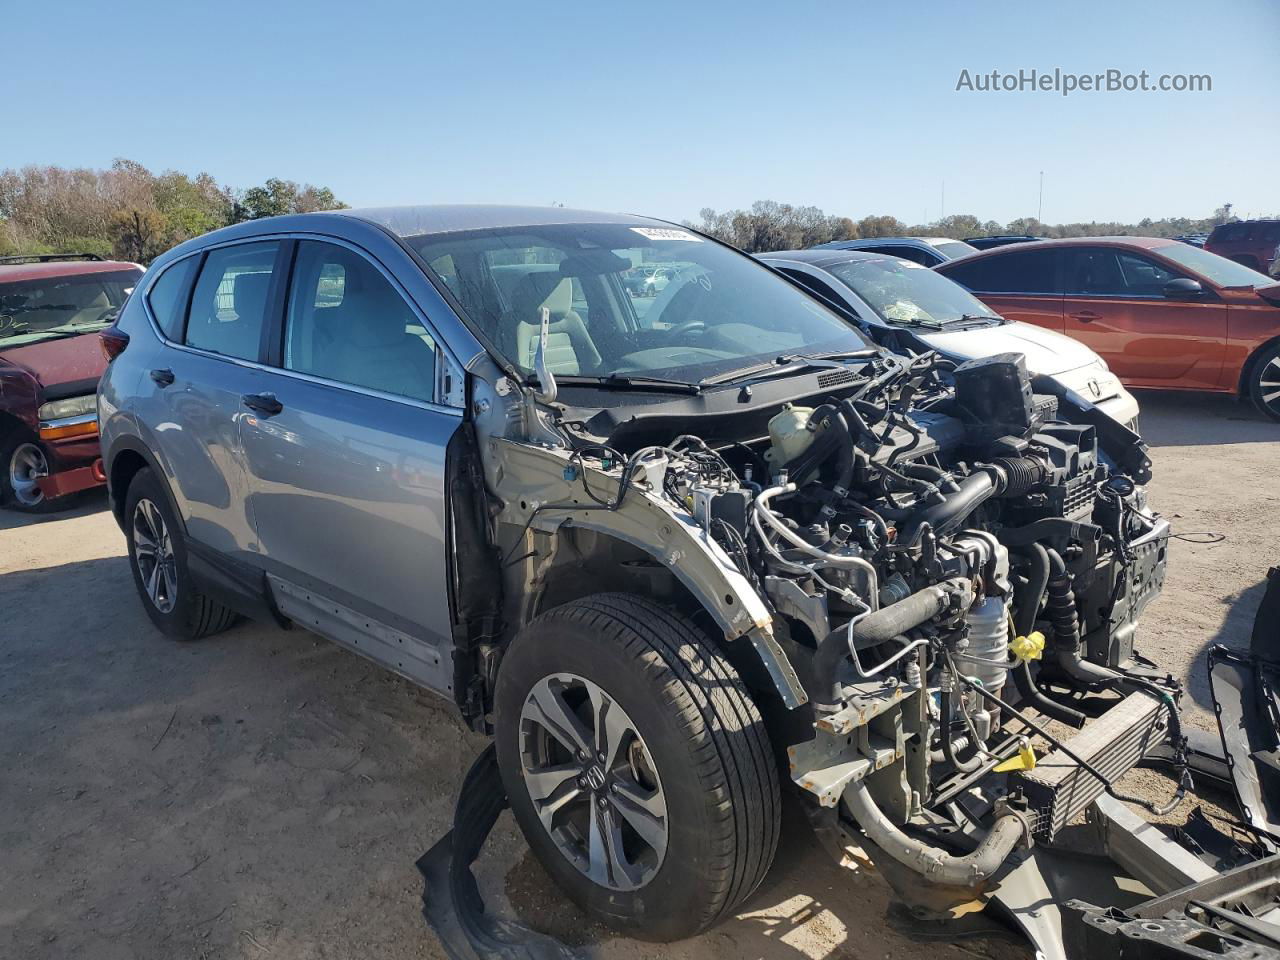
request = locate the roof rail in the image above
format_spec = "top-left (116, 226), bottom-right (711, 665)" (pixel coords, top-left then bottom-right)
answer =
top-left (0, 253), bottom-right (106, 265)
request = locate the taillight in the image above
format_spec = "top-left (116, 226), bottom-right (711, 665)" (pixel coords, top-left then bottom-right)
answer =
top-left (100, 327), bottom-right (130, 362)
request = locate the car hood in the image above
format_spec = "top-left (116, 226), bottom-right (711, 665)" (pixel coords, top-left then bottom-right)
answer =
top-left (0, 332), bottom-right (107, 397)
top-left (915, 321), bottom-right (1101, 375)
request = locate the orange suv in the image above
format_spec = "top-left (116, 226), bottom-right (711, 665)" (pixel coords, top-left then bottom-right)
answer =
top-left (935, 237), bottom-right (1280, 420)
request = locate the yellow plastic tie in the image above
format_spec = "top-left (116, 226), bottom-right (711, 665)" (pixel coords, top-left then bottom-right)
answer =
top-left (1010, 630), bottom-right (1045, 663)
top-left (995, 737), bottom-right (1038, 772)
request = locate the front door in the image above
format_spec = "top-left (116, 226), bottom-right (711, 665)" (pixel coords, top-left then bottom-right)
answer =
top-left (1060, 247), bottom-right (1227, 388)
top-left (239, 239), bottom-right (462, 693)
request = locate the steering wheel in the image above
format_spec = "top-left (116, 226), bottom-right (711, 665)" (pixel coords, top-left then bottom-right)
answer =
top-left (666, 319), bottom-right (705, 339)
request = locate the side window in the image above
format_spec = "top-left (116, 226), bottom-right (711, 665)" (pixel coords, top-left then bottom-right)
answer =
top-left (284, 241), bottom-right (437, 404)
top-left (1065, 250), bottom-right (1177, 297)
top-left (881, 246), bottom-right (937, 266)
top-left (779, 269), bottom-right (854, 314)
top-left (185, 242), bottom-right (280, 360)
top-left (944, 250), bottom-right (1057, 294)
top-left (146, 256), bottom-right (199, 340)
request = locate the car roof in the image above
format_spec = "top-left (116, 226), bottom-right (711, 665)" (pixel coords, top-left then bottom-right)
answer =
top-left (939, 236), bottom-right (1180, 264)
top-left (0, 258), bottom-right (143, 284)
top-left (340, 204), bottom-right (673, 237)
top-left (758, 248), bottom-right (898, 269)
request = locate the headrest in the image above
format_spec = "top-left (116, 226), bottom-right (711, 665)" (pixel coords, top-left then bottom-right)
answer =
top-left (233, 272), bottom-right (272, 321)
top-left (343, 281), bottom-right (413, 348)
top-left (511, 272), bottom-right (572, 323)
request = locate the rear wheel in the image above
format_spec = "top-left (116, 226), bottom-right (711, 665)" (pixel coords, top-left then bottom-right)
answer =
top-left (494, 593), bottom-right (780, 941)
top-left (1247, 341), bottom-right (1280, 422)
top-left (125, 468), bottom-right (238, 639)
top-left (1, 432), bottom-right (60, 513)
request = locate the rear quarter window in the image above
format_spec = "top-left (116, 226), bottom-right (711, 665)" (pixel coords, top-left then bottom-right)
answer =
top-left (146, 257), bottom-right (199, 339)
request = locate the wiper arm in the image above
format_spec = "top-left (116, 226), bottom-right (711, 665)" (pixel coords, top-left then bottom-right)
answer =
top-left (958, 313), bottom-right (1004, 323)
top-left (532, 373), bottom-right (702, 395)
top-left (701, 350), bottom-right (876, 386)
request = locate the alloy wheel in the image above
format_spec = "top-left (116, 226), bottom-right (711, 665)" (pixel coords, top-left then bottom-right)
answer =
top-left (132, 498), bottom-right (178, 613)
top-left (1258, 355), bottom-right (1280, 418)
top-left (518, 672), bottom-right (668, 891)
top-left (8, 442), bottom-right (49, 507)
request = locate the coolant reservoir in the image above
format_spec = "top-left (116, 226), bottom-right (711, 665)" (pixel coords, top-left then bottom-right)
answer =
top-left (765, 403), bottom-right (816, 466)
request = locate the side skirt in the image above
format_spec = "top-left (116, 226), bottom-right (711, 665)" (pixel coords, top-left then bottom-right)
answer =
top-left (268, 575), bottom-right (453, 699)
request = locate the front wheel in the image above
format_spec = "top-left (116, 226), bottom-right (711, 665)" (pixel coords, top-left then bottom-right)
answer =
top-left (1247, 341), bottom-right (1280, 422)
top-left (1, 432), bottom-right (60, 513)
top-left (494, 593), bottom-right (780, 942)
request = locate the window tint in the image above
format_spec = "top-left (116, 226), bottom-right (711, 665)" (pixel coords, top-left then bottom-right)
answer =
top-left (1064, 249), bottom-right (1178, 297)
top-left (185, 242), bottom-right (279, 360)
top-left (878, 245), bottom-right (937, 266)
top-left (147, 257), bottom-right (198, 339)
top-left (777, 268), bottom-right (854, 314)
top-left (284, 241), bottom-right (437, 403)
top-left (942, 250), bottom-right (1058, 294)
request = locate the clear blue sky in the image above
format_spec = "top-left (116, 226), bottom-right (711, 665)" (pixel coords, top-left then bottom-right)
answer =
top-left (6, 0), bottom-right (1277, 226)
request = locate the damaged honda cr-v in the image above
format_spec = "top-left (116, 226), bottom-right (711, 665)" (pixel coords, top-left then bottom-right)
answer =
top-left (99, 206), bottom-right (1183, 951)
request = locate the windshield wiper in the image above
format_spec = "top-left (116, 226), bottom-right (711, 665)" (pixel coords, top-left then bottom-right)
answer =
top-left (527, 373), bottom-right (702, 395)
top-left (883, 313), bottom-right (1002, 330)
top-left (701, 350), bottom-right (876, 387)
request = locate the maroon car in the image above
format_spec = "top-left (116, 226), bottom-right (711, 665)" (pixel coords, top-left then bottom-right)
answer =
top-left (0, 254), bottom-right (143, 511)
top-left (1205, 219), bottom-right (1280, 276)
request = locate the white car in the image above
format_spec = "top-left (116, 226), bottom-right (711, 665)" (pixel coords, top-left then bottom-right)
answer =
top-left (758, 249), bottom-right (1140, 427)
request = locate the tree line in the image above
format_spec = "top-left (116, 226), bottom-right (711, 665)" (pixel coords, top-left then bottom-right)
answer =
top-left (0, 159), bottom-right (345, 263)
top-left (2, 162), bottom-right (1269, 263)
top-left (687, 200), bottom-right (1266, 253)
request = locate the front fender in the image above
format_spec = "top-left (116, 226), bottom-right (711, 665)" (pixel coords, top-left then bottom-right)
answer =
top-left (490, 438), bottom-right (807, 708)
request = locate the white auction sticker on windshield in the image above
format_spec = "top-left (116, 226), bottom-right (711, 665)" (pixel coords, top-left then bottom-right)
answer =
top-left (630, 227), bottom-right (702, 242)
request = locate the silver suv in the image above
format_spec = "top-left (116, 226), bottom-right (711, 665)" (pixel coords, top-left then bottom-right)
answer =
top-left (100, 206), bottom-right (1175, 947)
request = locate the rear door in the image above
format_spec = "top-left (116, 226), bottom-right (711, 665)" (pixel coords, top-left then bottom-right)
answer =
top-left (1060, 247), bottom-right (1226, 387)
top-left (239, 238), bottom-right (463, 694)
top-left (938, 248), bottom-right (1064, 333)
top-left (142, 240), bottom-right (285, 559)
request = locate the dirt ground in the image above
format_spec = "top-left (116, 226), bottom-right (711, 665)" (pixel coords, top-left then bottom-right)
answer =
top-left (1, 390), bottom-right (1275, 960)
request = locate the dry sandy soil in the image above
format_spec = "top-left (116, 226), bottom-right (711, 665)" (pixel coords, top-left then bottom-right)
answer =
top-left (1, 390), bottom-right (1275, 960)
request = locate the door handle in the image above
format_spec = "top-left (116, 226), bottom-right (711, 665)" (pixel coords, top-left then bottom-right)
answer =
top-left (149, 368), bottom-right (175, 387)
top-left (241, 392), bottom-right (284, 416)
top-left (1069, 311), bottom-right (1101, 323)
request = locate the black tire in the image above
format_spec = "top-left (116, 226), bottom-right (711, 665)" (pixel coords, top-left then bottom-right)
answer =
top-left (124, 467), bottom-right (238, 640)
top-left (1246, 341), bottom-right (1280, 422)
top-left (494, 593), bottom-right (780, 941)
top-left (0, 430), bottom-right (63, 513)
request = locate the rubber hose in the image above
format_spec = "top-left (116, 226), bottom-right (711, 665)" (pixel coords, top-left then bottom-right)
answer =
top-left (1044, 548), bottom-right (1121, 688)
top-left (900, 468), bottom-right (1000, 544)
top-left (844, 781), bottom-right (1028, 886)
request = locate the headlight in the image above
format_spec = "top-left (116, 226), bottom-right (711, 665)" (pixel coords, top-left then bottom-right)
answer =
top-left (38, 394), bottom-right (97, 421)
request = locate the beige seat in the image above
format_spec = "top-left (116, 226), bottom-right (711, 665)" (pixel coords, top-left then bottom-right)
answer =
top-left (506, 272), bottom-right (601, 375)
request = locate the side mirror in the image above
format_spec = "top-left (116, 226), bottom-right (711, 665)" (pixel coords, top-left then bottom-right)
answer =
top-left (1163, 277), bottom-right (1204, 300)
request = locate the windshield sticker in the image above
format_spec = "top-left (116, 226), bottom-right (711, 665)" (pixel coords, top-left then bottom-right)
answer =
top-left (630, 227), bottom-right (702, 242)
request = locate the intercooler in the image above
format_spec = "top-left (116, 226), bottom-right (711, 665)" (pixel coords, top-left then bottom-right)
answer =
top-left (1012, 688), bottom-right (1170, 842)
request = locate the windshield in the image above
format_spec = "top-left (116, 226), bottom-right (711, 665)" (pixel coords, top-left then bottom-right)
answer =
top-left (0, 269), bottom-right (141, 348)
top-left (1154, 242), bottom-right (1274, 288)
top-left (408, 223), bottom-right (873, 384)
top-left (930, 240), bottom-right (978, 260)
top-left (826, 257), bottom-right (1001, 327)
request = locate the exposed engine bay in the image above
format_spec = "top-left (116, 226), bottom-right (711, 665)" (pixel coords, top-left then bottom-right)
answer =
top-left (470, 344), bottom-right (1183, 925)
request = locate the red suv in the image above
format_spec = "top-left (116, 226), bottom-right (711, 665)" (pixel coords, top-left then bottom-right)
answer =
top-left (1206, 220), bottom-right (1280, 276)
top-left (0, 254), bottom-right (143, 511)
